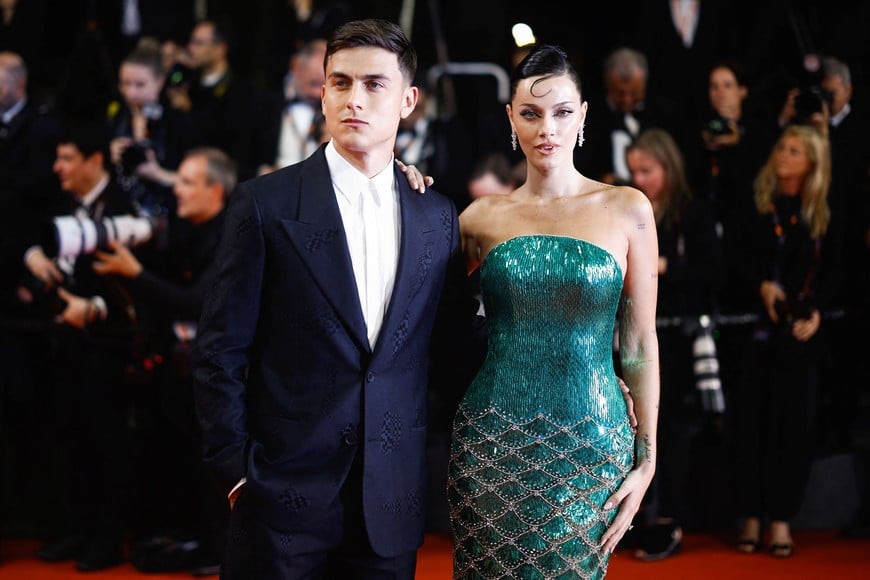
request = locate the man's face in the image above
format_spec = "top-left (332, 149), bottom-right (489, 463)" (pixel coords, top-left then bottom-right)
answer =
top-left (53, 144), bottom-right (99, 197)
top-left (187, 23), bottom-right (222, 70)
top-left (606, 70), bottom-right (645, 114)
top-left (291, 39), bottom-right (327, 103)
top-left (322, 46), bottom-right (417, 158)
top-left (0, 60), bottom-right (23, 111)
top-left (173, 155), bottom-right (221, 224)
top-left (821, 74), bottom-right (851, 116)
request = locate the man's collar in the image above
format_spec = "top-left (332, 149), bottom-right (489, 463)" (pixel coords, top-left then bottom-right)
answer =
top-left (1, 97), bottom-right (27, 124)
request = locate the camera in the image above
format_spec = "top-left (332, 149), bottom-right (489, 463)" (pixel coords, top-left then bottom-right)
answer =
top-left (705, 116), bottom-right (732, 137)
top-left (794, 85), bottom-right (832, 120)
top-left (166, 63), bottom-right (192, 88)
top-left (692, 315), bottom-right (725, 414)
top-left (120, 141), bottom-right (150, 177)
top-left (51, 213), bottom-right (161, 260)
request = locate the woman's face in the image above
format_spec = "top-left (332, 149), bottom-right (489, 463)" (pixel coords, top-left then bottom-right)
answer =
top-left (118, 62), bottom-right (164, 108)
top-left (626, 148), bottom-right (665, 201)
top-left (773, 135), bottom-right (811, 182)
top-left (708, 66), bottom-right (746, 117)
top-left (508, 74), bottom-right (585, 171)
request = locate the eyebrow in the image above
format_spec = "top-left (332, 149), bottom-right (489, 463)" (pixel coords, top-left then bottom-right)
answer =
top-left (517, 100), bottom-right (576, 108)
top-left (327, 71), bottom-right (391, 83)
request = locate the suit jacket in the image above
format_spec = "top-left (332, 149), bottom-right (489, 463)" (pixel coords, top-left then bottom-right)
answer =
top-left (193, 145), bottom-right (469, 558)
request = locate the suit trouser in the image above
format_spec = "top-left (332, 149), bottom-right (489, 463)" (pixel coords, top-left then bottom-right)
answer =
top-left (220, 451), bottom-right (418, 579)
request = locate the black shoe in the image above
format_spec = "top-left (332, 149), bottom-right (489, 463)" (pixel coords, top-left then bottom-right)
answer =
top-left (191, 562), bottom-right (221, 576)
top-left (74, 542), bottom-right (123, 572)
top-left (634, 522), bottom-right (683, 561)
top-left (130, 533), bottom-right (214, 574)
top-left (35, 535), bottom-right (88, 563)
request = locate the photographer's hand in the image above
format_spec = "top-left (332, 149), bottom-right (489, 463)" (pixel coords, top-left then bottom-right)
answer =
top-left (24, 246), bottom-right (64, 286)
top-left (760, 280), bottom-right (787, 324)
top-left (778, 88), bottom-right (799, 129)
top-left (110, 136), bottom-right (134, 165)
top-left (93, 241), bottom-right (144, 279)
top-left (55, 287), bottom-right (97, 329)
top-left (165, 84), bottom-right (192, 112)
top-left (136, 148), bottom-right (177, 187)
top-left (792, 309), bottom-right (821, 342)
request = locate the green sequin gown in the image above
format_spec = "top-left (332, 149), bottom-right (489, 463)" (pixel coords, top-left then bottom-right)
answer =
top-left (447, 235), bottom-right (635, 579)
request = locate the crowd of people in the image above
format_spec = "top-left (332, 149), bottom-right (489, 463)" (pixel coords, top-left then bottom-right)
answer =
top-left (1, 1), bottom-right (869, 577)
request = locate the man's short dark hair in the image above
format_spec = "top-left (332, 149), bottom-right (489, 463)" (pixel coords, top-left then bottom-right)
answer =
top-left (58, 119), bottom-right (111, 167)
top-left (325, 19), bottom-right (416, 84)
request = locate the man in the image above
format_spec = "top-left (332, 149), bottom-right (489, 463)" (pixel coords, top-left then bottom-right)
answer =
top-left (0, 51), bottom-right (61, 314)
top-left (93, 147), bottom-right (236, 576)
top-left (167, 19), bottom-right (264, 181)
top-left (393, 75), bottom-right (474, 212)
top-left (258, 34), bottom-right (330, 175)
top-left (25, 119), bottom-right (142, 572)
top-left (574, 46), bottom-right (681, 186)
top-left (0, 49), bottom-right (61, 566)
top-left (192, 19), bottom-right (474, 578)
top-left (816, 57), bottom-right (870, 457)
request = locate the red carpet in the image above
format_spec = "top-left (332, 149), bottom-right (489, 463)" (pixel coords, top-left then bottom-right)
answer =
top-left (1, 530), bottom-right (868, 578)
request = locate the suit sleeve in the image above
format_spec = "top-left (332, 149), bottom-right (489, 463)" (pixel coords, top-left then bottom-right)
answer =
top-left (192, 182), bottom-right (265, 494)
top-left (428, 199), bottom-right (486, 424)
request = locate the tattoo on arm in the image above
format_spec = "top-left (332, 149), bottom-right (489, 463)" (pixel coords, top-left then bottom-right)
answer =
top-left (637, 434), bottom-right (653, 464)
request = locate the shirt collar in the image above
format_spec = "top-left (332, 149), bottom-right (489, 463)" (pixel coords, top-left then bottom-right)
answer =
top-left (1, 97), bottom-right (26, 124)
top-left (830, 102), bottom-right (851, 127)
top-left (325, 140), bottom-right (395, 205)
top-left (79, 174), bottom-right (110, 208)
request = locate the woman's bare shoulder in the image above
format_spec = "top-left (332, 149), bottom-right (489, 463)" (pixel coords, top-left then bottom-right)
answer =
top-left (460, 193), bottom-right (514, 224)
top-left (603, 184), bottom-right (653, 216)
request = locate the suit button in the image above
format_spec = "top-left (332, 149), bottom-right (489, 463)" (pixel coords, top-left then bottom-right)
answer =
top-left (343, 432), bottom-right (358, 446)
top-left (366, 371), bottom-right (375, 382)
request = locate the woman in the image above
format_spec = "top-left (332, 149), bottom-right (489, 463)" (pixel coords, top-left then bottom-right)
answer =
top-left (625, 128), bottom-right (725, 560)
top-left (732, 124), bottom-right (843, 558)
top-left (108, 37), bottom-right (200, 217)
top-left (447, 44), bottom-right (660, 578)
top-left (692, 60), bottom-right (774, 316)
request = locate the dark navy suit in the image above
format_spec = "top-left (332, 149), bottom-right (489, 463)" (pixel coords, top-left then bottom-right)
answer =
top-left (193, 144), bottom-right (469, 577)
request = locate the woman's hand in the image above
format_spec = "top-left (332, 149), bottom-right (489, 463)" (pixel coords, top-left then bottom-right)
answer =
top-left (600, 464), bottom-right (655, 555)
top-left (760, 280), bottom-right (787, 323)
top-left (136, 148), bottom-right (177, 187)
top-left (792, 308), bottom-right (821, 342)
top-left (396, 159), bottom-right (434, 193)
top-left (110, 136), bottom-right (134, 165)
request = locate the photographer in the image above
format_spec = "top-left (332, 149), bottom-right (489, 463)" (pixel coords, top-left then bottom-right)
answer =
top-left (91, 147), bottom-right (235, 575)
top-left (23, 119), bottom-right (146, 572)
top-left (730, 125), bottom-right (844, 559)
top-left (108, 37), bottom-right (200, 220)
top-left (776, 58), bottom-right (833, 137)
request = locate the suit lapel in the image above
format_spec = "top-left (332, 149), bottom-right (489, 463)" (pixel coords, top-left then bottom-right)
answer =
top-left (374, 167), bottom-right (438, 358)
top-left (281, 151), bottom-right (369, 351)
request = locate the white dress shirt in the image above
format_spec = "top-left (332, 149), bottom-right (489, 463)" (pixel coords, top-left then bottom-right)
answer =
top-left (276, 103), bottom-right (320, 168)
top-left (326, 141), bottom-right (400, 348)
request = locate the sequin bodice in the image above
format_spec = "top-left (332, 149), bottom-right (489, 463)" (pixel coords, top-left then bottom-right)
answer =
top-left (466, 235), bottom-right (627, 423)
top-left (448, 235), bottom-right (635, 579)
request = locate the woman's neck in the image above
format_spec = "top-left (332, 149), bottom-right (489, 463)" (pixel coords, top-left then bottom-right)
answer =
top-left (777, 177), bottom-right (802, 196)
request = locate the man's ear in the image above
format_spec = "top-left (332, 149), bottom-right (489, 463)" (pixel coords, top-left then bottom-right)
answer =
top-left (400, 86), bottom-right (419, 119)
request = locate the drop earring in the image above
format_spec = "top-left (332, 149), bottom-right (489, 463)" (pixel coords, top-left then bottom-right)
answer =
top-left (511, 131), bottom-right (517, 151)
top-left (577, 125), bottom-right (585, 148)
